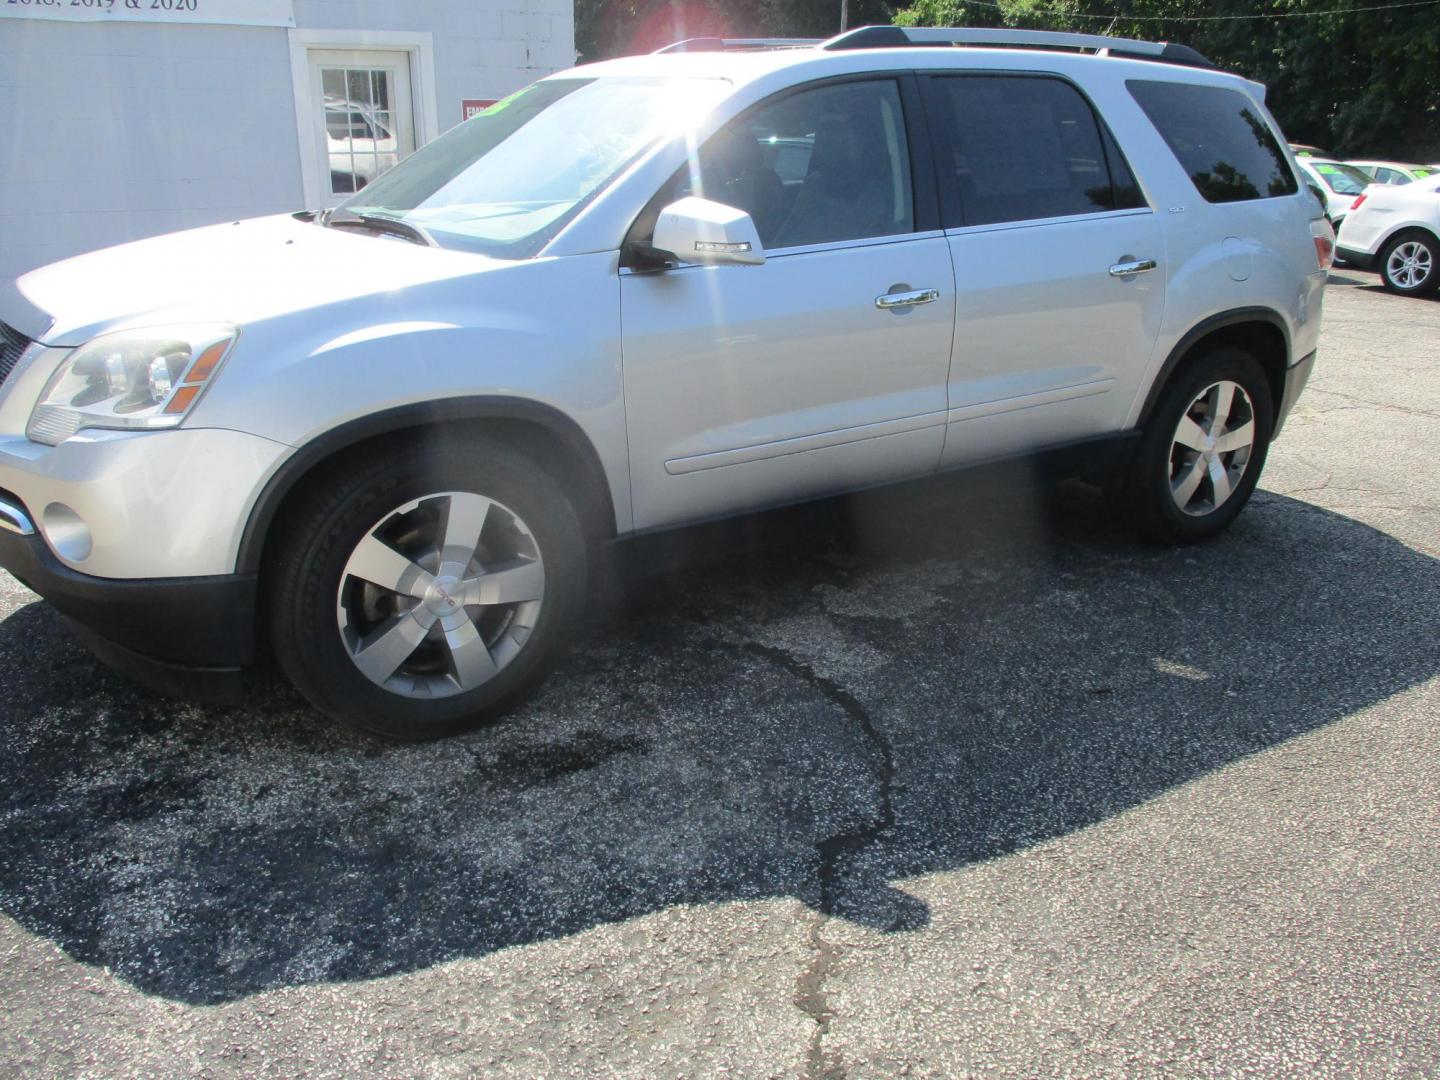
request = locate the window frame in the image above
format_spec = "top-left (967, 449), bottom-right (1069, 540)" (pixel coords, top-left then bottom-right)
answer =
top-left (917, 70), bottom-right (1153, 232)
top-left (287, 29), bottom-right (440, 211)
top-left (622, 72), bottom-right (941, 268)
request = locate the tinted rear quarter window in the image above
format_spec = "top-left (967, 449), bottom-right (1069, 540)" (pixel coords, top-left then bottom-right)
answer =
top-left (1128, 80), bottom-right (1297, 203)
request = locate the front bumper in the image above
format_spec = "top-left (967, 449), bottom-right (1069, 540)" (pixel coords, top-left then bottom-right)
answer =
top-left (0, 498), bottom-right (254, 701)
top-left (0, 427), bottom-right (289, 579)
top-left (0, 422), bottom-right (286, 700)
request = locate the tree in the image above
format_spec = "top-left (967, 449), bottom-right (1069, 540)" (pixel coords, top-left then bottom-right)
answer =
top-left (894, 0), bottom-right (1440, 158)
top-left (574, 0), bottom-right (1439, 158)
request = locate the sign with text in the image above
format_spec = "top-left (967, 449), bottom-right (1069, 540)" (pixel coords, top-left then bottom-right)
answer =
top-left (461, 99), bottom-right (497, 122)
top-left (0, 0), bottom-right (295, 28)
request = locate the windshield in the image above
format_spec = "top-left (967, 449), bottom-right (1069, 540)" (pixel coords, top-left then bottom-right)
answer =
top-left (1310, 162), bottom-right (1373, 196)
top-left (336, 76), bottom-right (729, 258)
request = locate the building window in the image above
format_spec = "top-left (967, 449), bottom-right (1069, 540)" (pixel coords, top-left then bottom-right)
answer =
top-left (306, 49), bottom-right (417, 204)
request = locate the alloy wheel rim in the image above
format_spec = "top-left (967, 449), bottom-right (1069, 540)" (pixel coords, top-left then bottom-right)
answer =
top-left (1387, 241), bottom-right (1432, 289)
top-left (1168, 380), bottom-right (1256, 517)
top-left (336, 491), bottom-right (545, 698)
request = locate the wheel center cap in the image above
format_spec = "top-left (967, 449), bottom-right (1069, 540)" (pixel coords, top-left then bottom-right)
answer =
top-left (423, 576), bottom-right (464, 618)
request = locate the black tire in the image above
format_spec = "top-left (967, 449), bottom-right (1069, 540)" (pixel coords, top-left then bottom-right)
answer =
top-left (267, 436), bottom-right (588, 741)
top-left (1377, 230), bottom-right (1440, 296)
top-left (1118, 347), bottom-right (1274, 545)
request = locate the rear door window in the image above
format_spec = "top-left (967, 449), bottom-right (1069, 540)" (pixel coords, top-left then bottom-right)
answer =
top-left (924, 75), bottom-right (1146, 228)
top-left (1128, 79), bottom-right (1298, 203)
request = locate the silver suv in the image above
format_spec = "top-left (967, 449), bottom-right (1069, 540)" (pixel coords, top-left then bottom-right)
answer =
top-left (0, 27), bottom-right (1330, 739)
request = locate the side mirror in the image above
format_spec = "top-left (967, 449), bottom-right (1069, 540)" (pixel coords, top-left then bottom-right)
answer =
top-left (652, 196), bottom-right (766, 267)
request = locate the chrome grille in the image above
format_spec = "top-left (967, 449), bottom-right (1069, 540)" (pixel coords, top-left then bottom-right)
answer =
top-left (0, 321), bottom-right (33, 388)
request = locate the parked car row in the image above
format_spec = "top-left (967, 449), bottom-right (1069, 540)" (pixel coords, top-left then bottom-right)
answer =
top-left (1346, 160), bottom-right (1436, 185)
top-left (1295, 156), bottom-right (1372, 230)
top-left (1290, 144), bottom-right (1436, 186)
top-left (1289, 144), bottom-right (1439, 295)
top-left (1335, 173), bottom-right (1440, 296)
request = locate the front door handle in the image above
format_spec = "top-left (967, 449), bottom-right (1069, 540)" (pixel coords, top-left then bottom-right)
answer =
top-left (875, 288), bottom-right (940, 309)
top-left (1109, 258), bottom-right (1158, 277)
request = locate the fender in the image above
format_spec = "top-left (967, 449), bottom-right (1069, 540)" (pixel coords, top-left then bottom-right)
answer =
top-left (1137, 306), bottom-right (1292, 425)
top-left (234, 396), bottom-right (617, 576)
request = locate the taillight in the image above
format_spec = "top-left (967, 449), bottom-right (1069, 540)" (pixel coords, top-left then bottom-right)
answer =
top-left (1351, 194), bottom-right (1367, 211)
top-left (1310, 217), bottom-right (1335, 271)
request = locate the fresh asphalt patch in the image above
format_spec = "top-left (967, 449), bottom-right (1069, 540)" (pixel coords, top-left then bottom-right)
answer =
top-left (1, 276), bottom-right (1436, 1077)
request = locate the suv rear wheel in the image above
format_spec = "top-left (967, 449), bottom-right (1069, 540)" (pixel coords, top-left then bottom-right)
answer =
top-left (268, 439), bottom-right (588, 740)
top-left (1378, 230), bottom-right (1439, 295)
top-left (1119, 347), bottom-right (1274, 545)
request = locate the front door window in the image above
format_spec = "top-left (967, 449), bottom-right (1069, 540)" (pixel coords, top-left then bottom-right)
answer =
top-left (670, 79), bottom-right (916, 250)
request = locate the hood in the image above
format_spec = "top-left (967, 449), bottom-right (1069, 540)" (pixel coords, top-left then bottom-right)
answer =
top-left (9, 214), bottom-right (510, 347)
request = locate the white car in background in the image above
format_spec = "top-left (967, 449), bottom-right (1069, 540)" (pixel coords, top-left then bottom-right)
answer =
top-left (1295, 157), bottom-right (1373, 229)
top-left (1346, 160), bottom-right (1434, 186)
top-left (1336, 173), bottom-right (1440, 295)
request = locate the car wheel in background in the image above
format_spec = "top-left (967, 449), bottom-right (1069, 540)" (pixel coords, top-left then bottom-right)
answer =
top-left (1378, 230), bottom-right (1439, 295)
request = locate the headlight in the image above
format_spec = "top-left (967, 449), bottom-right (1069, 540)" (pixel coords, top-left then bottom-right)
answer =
top-left (27, 324), bottom-right (237, 445)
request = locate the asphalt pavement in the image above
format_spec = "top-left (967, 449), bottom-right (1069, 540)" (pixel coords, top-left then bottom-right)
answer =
top-left (1, 272), bottom-right (1437, 1078)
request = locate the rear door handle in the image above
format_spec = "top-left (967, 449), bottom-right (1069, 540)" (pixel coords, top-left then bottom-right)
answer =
top-left (1109, 258), bottom-right (1158, 277)
top-left (875, 288), bottom-right (940, 309)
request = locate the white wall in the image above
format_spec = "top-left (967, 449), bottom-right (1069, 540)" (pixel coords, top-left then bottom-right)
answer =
top-left (294, 0), bottom-right (577, 123)
top-left (0, 0), bottom-right (575, 283)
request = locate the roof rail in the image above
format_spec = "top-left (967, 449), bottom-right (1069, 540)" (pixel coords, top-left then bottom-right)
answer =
top-left (653, 37), bottom-right (823, 54)
top-left (821, 25), bottom-right (1214, 69)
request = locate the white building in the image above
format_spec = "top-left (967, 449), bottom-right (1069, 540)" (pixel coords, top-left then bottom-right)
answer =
top-left (0, 1), bottom-right (576, 283)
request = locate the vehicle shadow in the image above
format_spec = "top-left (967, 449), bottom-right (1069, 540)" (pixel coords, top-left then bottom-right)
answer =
top-left (0, 470), bottom-right (1436, 1005)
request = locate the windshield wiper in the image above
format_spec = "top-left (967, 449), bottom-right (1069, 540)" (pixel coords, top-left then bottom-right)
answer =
top-left (321, 208), bottom-right (437, 247)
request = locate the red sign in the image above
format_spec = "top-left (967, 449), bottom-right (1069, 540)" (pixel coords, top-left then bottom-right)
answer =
top-left (462, 99), bottom-right (497, 122)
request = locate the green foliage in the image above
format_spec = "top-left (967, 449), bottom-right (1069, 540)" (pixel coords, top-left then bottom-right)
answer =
top-left (893, 0), bottom-right (1004, 27)
top-left (895, 0), bottom-right (1440, 158)
top-left (574, 0), bottom-right (1439, 158)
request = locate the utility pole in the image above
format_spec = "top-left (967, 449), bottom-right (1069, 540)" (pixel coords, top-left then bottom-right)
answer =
top-left (840, 0), bottom-right (849, 31)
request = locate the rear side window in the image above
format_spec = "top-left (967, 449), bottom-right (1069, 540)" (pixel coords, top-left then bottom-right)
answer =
top-left (925, 75), bottom-right (1146, 228)
top-left (1128, 80), bottom-right (1297, 203)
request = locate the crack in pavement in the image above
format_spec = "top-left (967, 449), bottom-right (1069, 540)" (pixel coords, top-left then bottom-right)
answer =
top-left (1304, 387), bottom-right (1440, 422)
top-left (727, 640), bottom-right (902, 1080)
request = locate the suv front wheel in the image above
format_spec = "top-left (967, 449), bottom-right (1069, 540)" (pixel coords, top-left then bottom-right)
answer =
top-left (268, 438), bottom-right (588, 740)
top-left (1119, 347), bottom-right (1275, 545)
